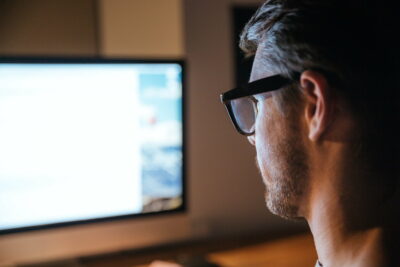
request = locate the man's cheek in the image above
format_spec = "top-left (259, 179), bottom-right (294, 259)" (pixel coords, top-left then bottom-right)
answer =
top-left (255, 144), bottom-right (270, 180)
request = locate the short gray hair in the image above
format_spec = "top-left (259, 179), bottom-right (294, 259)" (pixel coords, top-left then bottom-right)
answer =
top-left (240, 0), bottom-right (399, 180)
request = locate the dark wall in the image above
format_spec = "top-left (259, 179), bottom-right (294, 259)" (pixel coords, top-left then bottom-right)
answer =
top-left (232, 6), bottom-right (258, 85)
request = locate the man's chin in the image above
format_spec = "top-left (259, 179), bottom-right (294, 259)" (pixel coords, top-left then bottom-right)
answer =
top-left (265, 192), bottom-right (304, 221)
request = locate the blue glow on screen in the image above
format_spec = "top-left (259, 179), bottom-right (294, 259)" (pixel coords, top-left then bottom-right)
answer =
top-left (0, 62), bottom-right (183, 232)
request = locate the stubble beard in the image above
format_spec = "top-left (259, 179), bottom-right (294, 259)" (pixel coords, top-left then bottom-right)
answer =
top-left (256, 123), bottom-right (309, 220)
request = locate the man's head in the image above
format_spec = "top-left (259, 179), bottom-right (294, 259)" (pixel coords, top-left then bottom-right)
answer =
top-left (232, 0), bottom-right (399, 220)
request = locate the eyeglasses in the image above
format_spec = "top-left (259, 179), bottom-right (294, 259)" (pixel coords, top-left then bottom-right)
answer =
top-left (220, 74), bottom-right (293, 136)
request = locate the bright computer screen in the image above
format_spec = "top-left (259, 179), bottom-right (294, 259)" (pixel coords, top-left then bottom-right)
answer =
top-left (0, 59), bottom-right (185, 234)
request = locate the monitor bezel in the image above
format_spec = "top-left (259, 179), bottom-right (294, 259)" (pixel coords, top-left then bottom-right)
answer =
top-left (0, 57), bottom-right (187, 235)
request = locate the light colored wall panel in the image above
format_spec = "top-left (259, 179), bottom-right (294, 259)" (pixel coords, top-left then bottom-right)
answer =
top-left (0, 0), bottom-right (97, 56)
top-left (99, 0), bottom-right (184, 58)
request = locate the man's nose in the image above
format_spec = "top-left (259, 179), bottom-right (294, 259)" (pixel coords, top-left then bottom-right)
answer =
top-left (247, 135), bottom-right (255, 146)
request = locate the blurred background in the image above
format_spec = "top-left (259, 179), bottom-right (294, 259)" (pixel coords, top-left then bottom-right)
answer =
top-left (0, 0), bottom-right (312, 266)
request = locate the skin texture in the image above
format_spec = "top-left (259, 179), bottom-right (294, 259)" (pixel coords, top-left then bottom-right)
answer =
top-left (248, 66), bottom-right (309, 219)
top-left (248, 45), bottom-right (400, 267)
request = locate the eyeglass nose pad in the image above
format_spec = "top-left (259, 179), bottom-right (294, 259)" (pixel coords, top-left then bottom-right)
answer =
top-left (247, 134), bottom-right (256, 146)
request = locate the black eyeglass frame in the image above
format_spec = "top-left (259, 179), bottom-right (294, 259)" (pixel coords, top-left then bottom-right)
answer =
top-left (220, 74), bottom-right (294, 136)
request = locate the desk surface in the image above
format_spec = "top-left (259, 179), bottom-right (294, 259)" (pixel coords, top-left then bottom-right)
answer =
top-left (208, 233), bottom-right (317, 267)
top-left (83, 233), bottom-right (317, 267)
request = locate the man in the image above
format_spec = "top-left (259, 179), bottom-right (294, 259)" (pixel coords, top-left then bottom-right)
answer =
top-left (153, 0), bottom-right (399, 266)
top-left (220, 0), bottom-right (399, 266)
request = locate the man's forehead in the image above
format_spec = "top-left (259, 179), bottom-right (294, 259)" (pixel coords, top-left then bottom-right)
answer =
top-left (249, 46), bottom-right (275, 82)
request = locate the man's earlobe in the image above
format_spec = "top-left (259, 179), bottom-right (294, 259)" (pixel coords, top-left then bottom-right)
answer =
top-left (300, 70), bottom-right (333, 142)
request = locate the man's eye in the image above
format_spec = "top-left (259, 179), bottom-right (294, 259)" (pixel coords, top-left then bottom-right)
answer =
top-left (248, 96), bottom-right (258, 105)
top-left (248, 96), bottom-right (259, 112)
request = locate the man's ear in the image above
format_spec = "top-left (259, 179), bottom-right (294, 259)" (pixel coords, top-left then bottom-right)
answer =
top-left (300, 70), bottom-right (334, 142)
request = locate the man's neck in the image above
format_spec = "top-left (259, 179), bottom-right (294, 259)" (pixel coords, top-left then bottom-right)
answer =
top-left (304, 141), bottom-right (400, 266)
top-left (309, 211), bottom-right (388, 267)
top-left (306, 172), bottom-right (399, 267)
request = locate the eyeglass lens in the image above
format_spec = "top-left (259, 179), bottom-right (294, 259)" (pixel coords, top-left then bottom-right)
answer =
top-left (230, 96), bottom-right (256, 134)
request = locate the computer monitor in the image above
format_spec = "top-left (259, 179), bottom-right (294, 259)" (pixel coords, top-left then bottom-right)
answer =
top-left (0, 58), bottom-right (187, 265)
